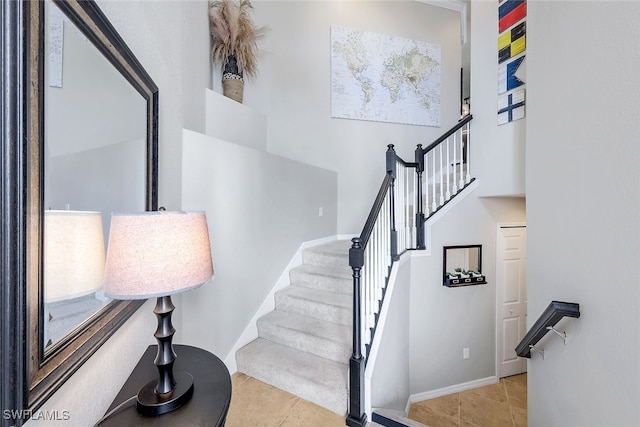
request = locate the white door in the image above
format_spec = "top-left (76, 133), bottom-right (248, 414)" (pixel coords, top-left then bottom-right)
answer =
top-left (497, 224), bottom-right (527, 378)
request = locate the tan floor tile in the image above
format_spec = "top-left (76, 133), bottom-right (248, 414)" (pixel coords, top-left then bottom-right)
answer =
top-left (504, 373), bottom-right (527, 387)
top-left (279, 399), bottom-right (345, 427)
top-left (512, 407), bottom-right (527, 427)
top-left (505, 379), bottom-right (527, 411)
top-left (231, 372), bottom-right (251, 389)
top-left (411, 393), bottom-right (459, 418)
top-left (225, 377), bottom-right (299, 427)
top-left (408, 405), bottom-right (460, 427)
top-left (461, 382), bottom-right (508, 404)
top-left (460, 392), bottom-right (513, 427)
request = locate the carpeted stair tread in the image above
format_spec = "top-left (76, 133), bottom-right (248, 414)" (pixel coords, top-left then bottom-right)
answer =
top-left (289, 263), bottom-right (353, 294)
top-left (236, 338), bottom-right (348, 415)
top-left (275, 285), bottom-right (351, 326)
top-left (301, 240), bottom-right (352, 268)
top-left (258, 310), bottom-right (351, 362)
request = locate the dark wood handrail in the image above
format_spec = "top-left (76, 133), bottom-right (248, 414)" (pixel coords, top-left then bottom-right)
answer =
top-left (515, 301), bottom-right (580, 358)
top-left (356, 173), bottom-right (392, 249)
top-left (418, 114), bottom-right (473, 157)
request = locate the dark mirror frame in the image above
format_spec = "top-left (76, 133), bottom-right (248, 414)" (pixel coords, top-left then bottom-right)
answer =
top-left (0, 0), bottom-right (158, 421)
top-left (443, 244), bottom-right (486, 287)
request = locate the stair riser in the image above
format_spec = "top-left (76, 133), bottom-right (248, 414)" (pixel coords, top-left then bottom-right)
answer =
top-left (235, 341), bottom-right (348, 415)
top-left (257, 318), bottom-right (351, 363)
top-left (275, 292), bottom-right (352, 327)
top-left (289, 269), bottom-right (353, 295)
top-left (302, 250), bottom-right (349, 269)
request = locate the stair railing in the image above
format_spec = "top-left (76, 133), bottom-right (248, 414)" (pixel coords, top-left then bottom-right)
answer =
top-left (416, 114), bottom-right (473, 249)
top-left (347, 145), bottom-right (412, 427)
top-left (347, 117), bottom-right (474, 427)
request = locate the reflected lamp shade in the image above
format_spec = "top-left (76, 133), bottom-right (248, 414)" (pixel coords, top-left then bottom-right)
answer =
top-left (103, 211), bottom-right (213, 299)
top-left (44, 210), bottom-right (105, 303)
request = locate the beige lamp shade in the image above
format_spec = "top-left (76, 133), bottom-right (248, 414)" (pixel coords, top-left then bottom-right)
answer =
top-left (44, 210), bottom-right (106, 303)
top-left (103, 211), bottom-right (213, 299)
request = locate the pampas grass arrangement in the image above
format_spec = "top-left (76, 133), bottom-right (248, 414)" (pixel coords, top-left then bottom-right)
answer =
top-left (209, 0), bottom-right (267, 102)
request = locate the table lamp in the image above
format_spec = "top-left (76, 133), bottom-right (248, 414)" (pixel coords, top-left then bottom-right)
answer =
top-left (103, 211), bottom-right (213, 416)
top-left (44, 210), bottom-right (105, 303)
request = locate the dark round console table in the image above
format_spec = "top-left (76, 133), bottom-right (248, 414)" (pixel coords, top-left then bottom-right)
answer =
top-left (98, 344), bottom-right (231, 426)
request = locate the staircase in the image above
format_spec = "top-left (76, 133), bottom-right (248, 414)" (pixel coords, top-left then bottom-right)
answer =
top-left (236, 116), bottom-right (474, 426)
top-left (236, 240), bottom-right (354, 415)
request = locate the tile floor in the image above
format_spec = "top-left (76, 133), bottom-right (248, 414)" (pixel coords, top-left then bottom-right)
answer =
top-left (225, 372), bottom-right (527, 427)
top-left (225, 372), bottom-right (346, 427)
top-left (408, 374), bottom-right (527, 427)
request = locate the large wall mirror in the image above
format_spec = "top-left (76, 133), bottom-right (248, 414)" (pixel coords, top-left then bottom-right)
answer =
top-left (0, 0), bottom-right (158, 418)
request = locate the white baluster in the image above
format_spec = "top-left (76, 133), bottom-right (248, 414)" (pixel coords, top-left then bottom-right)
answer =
top-left (372, 230), bottom-right (377, 321)
top-left (432, 151), bottom-right (437, 212)
top-left (369, 242), bottom-right (375, 332)
top-left (386, 193), bottom-right (391, 263)
top-left (445, 138), bottom-right (451, 200)
top-left (404, 166), bottom-right (409, 252)
top-left (378, 209), bottom-right (384, 300)
top-left (411, 172), bottom-right (420, 248)
top-left (452, 133), bottom-right (458, 194)
top-left (401, 165), bottom-right (405, 253)
top-left (361, 259), bottom-right (368, 352)
top-left (459, 129), bottom-right (465, 190)
top-left (465, 124), bottom-right (471, 184)
top-left (439, 145), bottom-right (444, 206)
top-left (398, 166), bottom-right (404, 253)
top-left (423, 154), bottom-right (429, 218)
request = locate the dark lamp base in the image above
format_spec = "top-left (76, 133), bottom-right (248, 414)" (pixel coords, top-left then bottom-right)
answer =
top-left (136, 371), bottom-right (194, 417)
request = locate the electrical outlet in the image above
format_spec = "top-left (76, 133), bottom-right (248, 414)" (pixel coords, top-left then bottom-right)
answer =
top-left (318, 207), bottom-right (323, 217)
top-left (463, 348), bottom-right (470, 359)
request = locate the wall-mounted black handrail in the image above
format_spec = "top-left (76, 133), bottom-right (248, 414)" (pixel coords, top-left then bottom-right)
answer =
top-left (515, 301), bottom-right (580, 358)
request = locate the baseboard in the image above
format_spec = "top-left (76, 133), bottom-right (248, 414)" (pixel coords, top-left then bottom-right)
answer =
top-left (223, 234), bottom-right (354, 372)
top-left (411, 179), bottom-right (478, 258)
top-left (406, 376), bottom-right (498, 412)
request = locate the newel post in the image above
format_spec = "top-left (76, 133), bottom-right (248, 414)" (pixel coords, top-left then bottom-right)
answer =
top-left (415, 144), bottom-right (426, 249)
top-left (347, 238), bottom-right (367, 427)
top-left (386, 145), bottom-right (398, 261)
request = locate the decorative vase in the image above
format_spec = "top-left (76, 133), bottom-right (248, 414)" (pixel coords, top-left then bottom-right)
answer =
top-left (222, 55), bottom-right (244, 103)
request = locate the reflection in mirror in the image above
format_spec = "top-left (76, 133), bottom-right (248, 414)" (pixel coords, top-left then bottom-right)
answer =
top-left (443, 245), bottom-right (486, 287)
top-left (445, 247), bottom-right (480, 273)
top-left (43, 0), bottom-right (146, 350)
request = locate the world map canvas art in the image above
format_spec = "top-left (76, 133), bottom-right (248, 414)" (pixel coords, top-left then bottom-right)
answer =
top-left (330, 26), bottom-right (441, 127)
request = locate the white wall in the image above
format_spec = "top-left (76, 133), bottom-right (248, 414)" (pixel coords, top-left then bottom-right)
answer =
top-left (180, 129), bottom-right (338, 359)
top-left (526, 2), bottom-right (640, 426)
top-left (242, 1), bottom-right (462, 233)
top-left (409, 194), bottom-right (525, 394)
top-left (370, 258), bottom-right (412, 412)
top-left (470, 0), bottom-right (525, 197)
top-left (98, 0), bottom-right (210, 210)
